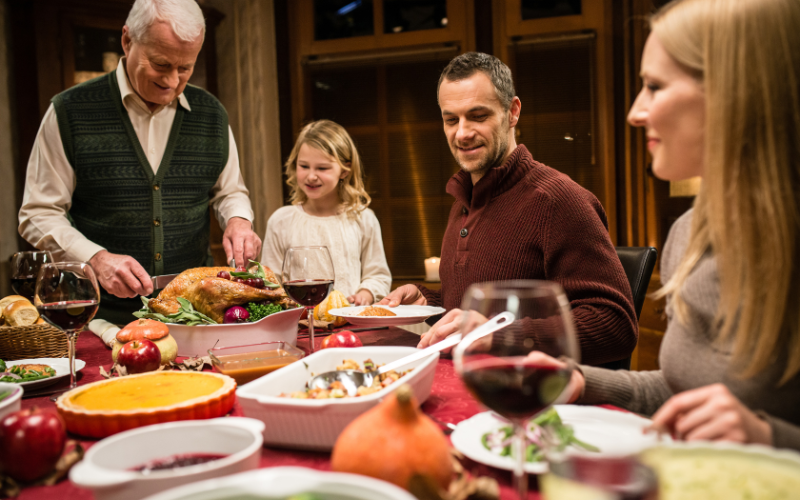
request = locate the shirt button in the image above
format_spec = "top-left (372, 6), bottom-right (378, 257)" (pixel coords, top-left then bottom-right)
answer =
top-left (155, 253), bottom-right (162, 261)
top-left (460, 228), bottom-right (468, 238)
top-left (153, 219), bottom-right (161, 227)
top-left (153, 184), bottom-right (160, 191)
top-left (462, 207), bottom-right (468, 215)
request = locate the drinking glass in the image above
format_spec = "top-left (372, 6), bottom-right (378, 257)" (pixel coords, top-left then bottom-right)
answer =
top-left (281, 246), bottom-right (335, 353)
top-left (10, 250), bottom-right (53, 301)
top-left (34, 262), bottom-right (100, 390)
top-left (453, 280), bottom-right (579, 500)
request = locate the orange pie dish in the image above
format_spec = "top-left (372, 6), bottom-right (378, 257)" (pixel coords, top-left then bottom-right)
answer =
top-left (56, 371), bottom-right (237, 438)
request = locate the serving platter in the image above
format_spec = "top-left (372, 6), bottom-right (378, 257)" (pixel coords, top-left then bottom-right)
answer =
top-left (328, 305), bottom-right (445, 326)
top-left (3, 357), bottom-right (86, 390)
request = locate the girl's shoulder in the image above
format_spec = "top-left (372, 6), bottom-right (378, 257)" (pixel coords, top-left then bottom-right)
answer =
top-left (267, 205), bottom-right (304, 225)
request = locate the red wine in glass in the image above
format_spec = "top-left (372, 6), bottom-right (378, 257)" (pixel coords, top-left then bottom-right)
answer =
top-left (10, 276), bottom-right (37, 301)
top-left (37, 300), bottom-right (100, 332)
top-left (461, 357), bottom-right (572, 421)
top-left (283, 279), bottom-right (334, 307)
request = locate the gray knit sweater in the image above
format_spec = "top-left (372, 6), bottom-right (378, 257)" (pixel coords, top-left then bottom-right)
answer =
top-left (579, 210), bottom-right (800, 450)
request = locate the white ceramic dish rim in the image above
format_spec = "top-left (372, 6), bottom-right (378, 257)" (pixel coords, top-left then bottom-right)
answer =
top-left (0, 382), bottom-right (23, 410)
top-left (451, 406), bottom-right (668, 474)
top-left (70, 417), bottom-right (265, 488)
top-left (140, 466), bottom-right (419, 500)
top-left (237, 345), bottom-right (440, 408)
top-left (55, 371), bottom-right (236, 417)
top-left (163, 306), bottom-right (301, 328)
top-left (328, 304), bottom-right (445, 320)
top-left (4, 358), bottom-right (86, 389)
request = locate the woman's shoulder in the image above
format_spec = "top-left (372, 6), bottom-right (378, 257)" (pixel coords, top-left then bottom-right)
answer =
top-left (661, 209), bottom-right (695, 282)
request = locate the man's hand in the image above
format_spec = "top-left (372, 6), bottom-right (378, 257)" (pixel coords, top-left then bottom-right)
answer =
top-left (347, 289), bottom-right (374, 306)
top-left (650, 384), bottom-right (772, 445)
top-left (223, 217), bottom-right (262, 268)
top-left (524, 351), bottom-right (585, 404)
top-left (89, 250), bottom-right (154, 298)
top-left (377, 284), bottom-right (427, 307)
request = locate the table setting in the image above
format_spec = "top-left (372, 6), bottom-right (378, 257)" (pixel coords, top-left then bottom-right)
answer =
top-left (2, 255), bottom-right (800, 500)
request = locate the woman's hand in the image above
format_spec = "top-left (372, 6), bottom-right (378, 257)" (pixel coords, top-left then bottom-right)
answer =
top-left (347, 289), bottom-right (374, 306)
top-left (523, 351), bottom-right (585, 404)
top-left (650, 384), bottom-right (772, 445)
top-left (377, 284), bottom-right (427, 307)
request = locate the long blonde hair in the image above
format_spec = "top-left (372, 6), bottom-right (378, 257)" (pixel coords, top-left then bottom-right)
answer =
top-left (654, 0), bottom-right (800, 384)
top-left (284, 120), bottom-right (372, 218)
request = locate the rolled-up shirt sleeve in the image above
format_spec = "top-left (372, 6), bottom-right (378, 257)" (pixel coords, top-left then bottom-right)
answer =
top-left (209, 127), bottom-right (255, 230)
top-left (18, 104), bottom-right (106, 263)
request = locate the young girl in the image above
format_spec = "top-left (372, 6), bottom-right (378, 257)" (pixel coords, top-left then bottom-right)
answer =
top-left (261, 120), bottom-right (391, 305)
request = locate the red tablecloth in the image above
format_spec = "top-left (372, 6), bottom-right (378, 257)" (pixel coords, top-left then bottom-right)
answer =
top-left (15, 327), bottom-right (541, 500)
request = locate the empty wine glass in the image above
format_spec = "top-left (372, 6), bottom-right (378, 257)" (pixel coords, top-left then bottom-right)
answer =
top-left (10, 250), bottom-right (53, 301)
top-left (281, 246), bottom-right (335, 353)
top-left (35, 262), bottom-right (100, 391)
top-left (453, 280), bottom-right (579, 500)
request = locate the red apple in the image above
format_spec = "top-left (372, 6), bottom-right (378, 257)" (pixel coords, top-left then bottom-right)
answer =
top-left (118, 338), bottom-right (161, 374)
top-left (321, 331), bottom-right (363, 349)
top-left (0, 408), bottom-right (66, 483)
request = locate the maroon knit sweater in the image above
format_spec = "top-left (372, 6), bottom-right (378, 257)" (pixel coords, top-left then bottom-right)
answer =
top-left (418, 145), bottom-right (638, 365)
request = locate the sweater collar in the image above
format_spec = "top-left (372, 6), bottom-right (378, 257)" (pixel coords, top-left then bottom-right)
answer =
top-left (446, 144), bottom-right (533, 208)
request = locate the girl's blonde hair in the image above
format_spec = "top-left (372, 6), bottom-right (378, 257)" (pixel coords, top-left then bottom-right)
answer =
top-left (284, 120), bottom-right (372, 218)
top-left (653, 0), bottom-right (800, 384)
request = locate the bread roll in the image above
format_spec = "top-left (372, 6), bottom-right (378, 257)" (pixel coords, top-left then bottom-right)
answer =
top-left (4, 300), bottom-right (39, 327)
top-left (0, 295), bottom-right (30, 316)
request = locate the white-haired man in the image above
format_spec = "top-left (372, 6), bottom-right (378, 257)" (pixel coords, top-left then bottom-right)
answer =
top-left (18, 0), bottom-right (261, 323)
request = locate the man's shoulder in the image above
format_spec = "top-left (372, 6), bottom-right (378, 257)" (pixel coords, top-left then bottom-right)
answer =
top-left (182, 84), bottom-right (227, 114)
top-left (521, 157), bottom-right (601, 206)
top-left (53, 73), bottom-right (113, 105)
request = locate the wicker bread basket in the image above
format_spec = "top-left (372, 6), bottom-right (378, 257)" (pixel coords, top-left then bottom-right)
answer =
top-left (0, 324), bottom-right (68, 361)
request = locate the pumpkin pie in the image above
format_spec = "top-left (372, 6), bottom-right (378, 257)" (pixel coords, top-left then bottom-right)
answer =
top-left (56, 371), bottom-right (236, 438)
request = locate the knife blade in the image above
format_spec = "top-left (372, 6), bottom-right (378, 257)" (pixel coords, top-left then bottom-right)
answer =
top-left (151, 273), bottom-right (180, 290)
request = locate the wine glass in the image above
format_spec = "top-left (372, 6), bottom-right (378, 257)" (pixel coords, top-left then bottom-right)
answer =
top-left (453, 280), bottom-right (579, 500)
top-left (34, 262), bottom-right (100, 391)
top-left (10, 250), bottom-right (53, 301)
top-left (281, 246), bottom-right (335, 353)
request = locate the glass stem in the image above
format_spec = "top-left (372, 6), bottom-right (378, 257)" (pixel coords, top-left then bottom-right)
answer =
top-left (67, 331), bottom-right (78, 389)
top-left (307, 307), bottom-right (315, 353)
top-left (514, 422), bottom-right (528, 499)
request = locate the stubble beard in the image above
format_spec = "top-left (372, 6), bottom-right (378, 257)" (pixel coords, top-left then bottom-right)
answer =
top-left (452, 125), bottom-right (510, 178)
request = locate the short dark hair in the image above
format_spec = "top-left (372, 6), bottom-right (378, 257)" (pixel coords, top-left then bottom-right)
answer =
top-left (437, 52), bottom-right (516, 110)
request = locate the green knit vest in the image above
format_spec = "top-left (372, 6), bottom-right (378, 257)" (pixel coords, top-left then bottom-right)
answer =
top-left (52, 72), bottom-right (228, 318)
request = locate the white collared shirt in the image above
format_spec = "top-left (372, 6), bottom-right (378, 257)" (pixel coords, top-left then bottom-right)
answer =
top-left (18, 58), bottom-right (254, 262)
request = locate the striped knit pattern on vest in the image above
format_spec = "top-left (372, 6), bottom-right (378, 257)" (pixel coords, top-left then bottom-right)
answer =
top-left (52, 72), bottom-right (228, 316)
top-left (418, 145), bottom-right (638, 365)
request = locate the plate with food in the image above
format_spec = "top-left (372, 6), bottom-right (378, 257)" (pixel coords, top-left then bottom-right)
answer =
top-left (451, 405), bottom-right (666, 474)
top-left (327, 305), bottom-right (446, 326)
top-left (0, 357), bottom-right (87, 390)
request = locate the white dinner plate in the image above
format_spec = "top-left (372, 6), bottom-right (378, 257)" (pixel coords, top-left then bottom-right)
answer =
top-left (142, 466), bottom-right (418, 500)
top-left (328, 305), bottom-right (446, 326)
top-left (450, 405), bottom-right (668, 474)
top-left (3, 358), bottom-right (87, 390)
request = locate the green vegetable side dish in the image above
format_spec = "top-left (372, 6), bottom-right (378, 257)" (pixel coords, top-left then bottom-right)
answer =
top-left (0, 361), bottom-right (57, 383)
top-left (0, 390), bottom-right (12, 402)
top-left (481, 408), bottom-right (599, 463)
top-left (246, 302), bottom-right (282, 322)
top-left (0, 359), bottom-right (5, 371)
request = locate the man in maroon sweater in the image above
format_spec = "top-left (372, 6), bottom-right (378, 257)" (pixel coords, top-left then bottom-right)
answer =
top-left (379, 53), bottom-right (637, 365)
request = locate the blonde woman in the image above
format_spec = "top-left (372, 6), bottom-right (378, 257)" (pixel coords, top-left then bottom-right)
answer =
top-left (529, 0), bottom-right (800, 450)
top-left (261, 120), bottom-right (391, 305)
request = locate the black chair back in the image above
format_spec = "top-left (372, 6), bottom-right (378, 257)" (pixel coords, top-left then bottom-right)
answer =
top-left (598, 246), bottom-right (658, 370)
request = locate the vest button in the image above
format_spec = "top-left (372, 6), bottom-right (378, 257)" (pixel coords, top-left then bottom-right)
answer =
top-left (155, 253), bottom-right (162, 261)
top-left (153, 184), bottom-right (160, 191)
top-left (460, 228), bottom-right (468, 238)
top-left (153, 219), bottom-right (161, 227)
top-left (462, 207), bottom-right (468, 215)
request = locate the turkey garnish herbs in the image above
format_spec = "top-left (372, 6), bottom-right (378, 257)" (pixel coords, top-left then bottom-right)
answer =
top-left (134, 297), bottom-right (217, 326)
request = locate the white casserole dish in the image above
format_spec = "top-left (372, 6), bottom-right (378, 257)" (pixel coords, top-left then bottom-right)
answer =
top-left (237, 345), bottom-right (439, 450)
top-left (69, 417), bottom-right (265, 500)
top-left (168, 307), bottom-right (305, 357)
top-left (0, 382), bottom-right (23, 420)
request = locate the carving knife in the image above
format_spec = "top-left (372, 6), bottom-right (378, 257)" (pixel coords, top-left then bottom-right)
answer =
top-left (150, 273), bottom-right (180, 291)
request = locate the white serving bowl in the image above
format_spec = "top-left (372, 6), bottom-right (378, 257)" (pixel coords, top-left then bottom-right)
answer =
top-left (168, 307), bottom-right (305, 357)
top-left (142, 466), bottom-right (418, 500)
top-left (69, 417), bottom-right (265, 500)
top-left (237, 345), bottom-right (439, 451)
top-left (0, 382), bottom-right (23, 420)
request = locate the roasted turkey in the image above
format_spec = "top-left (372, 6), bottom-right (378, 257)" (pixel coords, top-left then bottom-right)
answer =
top-left (148, 266), bottom-right (287, 323)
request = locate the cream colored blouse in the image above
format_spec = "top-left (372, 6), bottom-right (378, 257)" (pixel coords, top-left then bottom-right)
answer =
top-left (260, 205), bottom-right (391, 301)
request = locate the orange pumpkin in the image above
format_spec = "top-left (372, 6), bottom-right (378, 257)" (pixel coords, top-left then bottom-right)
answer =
top-left (331, 384), bottom-right (453, 492)
top-left (112, 319), bottom-right (177, 365)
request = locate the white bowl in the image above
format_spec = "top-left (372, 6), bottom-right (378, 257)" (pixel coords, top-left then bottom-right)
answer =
top-left (168, 307), bottom-right (305, 357)
top-left (69, 417), bottom-right (265, 500)
top-left (237, 345), bottom-right (439, 450)
top-left (142, 466), bottom-right (418, 500)
top-left (0, 382), bottom-right (23, 420)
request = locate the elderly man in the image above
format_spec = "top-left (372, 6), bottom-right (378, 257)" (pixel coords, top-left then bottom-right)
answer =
top-left (18, 0), bottom-right (260, 323)
top-left (381, 53), bottom-right (637, 366)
